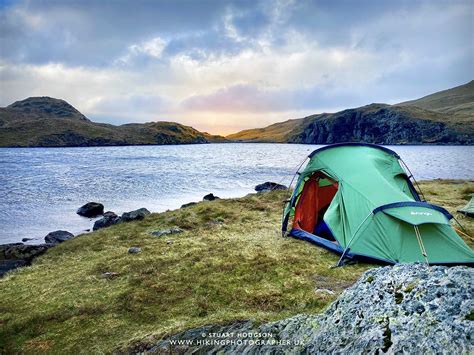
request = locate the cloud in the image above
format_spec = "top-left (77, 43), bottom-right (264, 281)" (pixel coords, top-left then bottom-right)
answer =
top-left (0, 0), bottom-right (472, 134)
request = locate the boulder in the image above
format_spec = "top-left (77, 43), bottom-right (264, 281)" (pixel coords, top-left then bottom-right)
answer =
top-left (181, 202), bottom-right (197, 208)
top-left (128, 247), bottom-right (141, 254)
top-left (151, 227), bottom-right (183, 237)
top-left (203, 193), bottom-right (220, 201)
top-left (0, 243), bottom-right (52, 277)
top-left (44, 230), bottom-right (74, 245)
top-left (93, 211), bottom-right (121, 230)
top-left (254, 181), bottom-right (287, 192)
top-left (77, 202), bottom-right (104, 217)
top-left (121, 208), bottom-right (150, 222)
top-left (144, 264), bottom-right (474, 354)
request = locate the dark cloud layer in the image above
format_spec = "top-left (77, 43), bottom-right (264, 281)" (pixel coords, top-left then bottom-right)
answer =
top-left (0, 0), bottom-right (472, 133)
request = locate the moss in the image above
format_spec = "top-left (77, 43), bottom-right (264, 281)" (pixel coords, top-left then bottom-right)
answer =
top-left (404, 282), bottom-right (417, 293)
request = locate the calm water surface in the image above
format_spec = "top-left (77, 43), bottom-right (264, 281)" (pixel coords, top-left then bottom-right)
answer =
top-left (0, 143), bottom-right (473, 244)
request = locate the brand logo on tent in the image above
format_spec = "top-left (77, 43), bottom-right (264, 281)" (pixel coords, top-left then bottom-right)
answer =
top-left (410, 211), bottom-right (433, 216)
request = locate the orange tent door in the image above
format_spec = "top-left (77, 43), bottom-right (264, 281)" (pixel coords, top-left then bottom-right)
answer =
top-left (293, 174), bottom-right (338, 234)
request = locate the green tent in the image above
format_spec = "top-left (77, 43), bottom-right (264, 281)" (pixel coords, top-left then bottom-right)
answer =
top-left (458, 194), bottom-right (474, 217)
top-left (282, 143), bottom-right (474, 265)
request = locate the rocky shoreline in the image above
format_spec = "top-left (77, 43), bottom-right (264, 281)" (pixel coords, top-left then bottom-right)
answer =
top-left (0, 182), bottom-right (289, 277)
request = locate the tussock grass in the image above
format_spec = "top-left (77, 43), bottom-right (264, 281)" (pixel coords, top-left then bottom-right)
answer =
top-left (0, 180), bottom-right (472, 353)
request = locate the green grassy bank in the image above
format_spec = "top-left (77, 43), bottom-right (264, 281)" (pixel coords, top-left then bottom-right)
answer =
top-left (0, 180), bottom-right (472, 353)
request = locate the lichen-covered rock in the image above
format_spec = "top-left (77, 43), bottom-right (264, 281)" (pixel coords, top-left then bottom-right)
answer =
top-left (142, 264), bottom-right (473, 354)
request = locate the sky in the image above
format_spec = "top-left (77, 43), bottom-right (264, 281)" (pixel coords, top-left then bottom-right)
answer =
top-left (0, 0), bottom-right (472, 134)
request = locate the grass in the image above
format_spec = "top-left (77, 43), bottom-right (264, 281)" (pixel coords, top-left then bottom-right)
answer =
top-left (0, 180), bottom-right (472, 353)
top-left (418, 179), bottom-right (474, 245)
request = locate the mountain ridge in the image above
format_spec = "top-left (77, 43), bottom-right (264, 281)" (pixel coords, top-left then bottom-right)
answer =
top-left (227, 81), bottom-right (474, 144)
top-left (0, 97), bottom-right (226, 147)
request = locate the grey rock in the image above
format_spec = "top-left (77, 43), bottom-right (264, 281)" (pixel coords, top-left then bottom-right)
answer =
top-left (151, 228), bottom-right (183, 237)
top-left (181, 202), bottom-right (197, 208)
top-left (128, 247), bottom-right (141, 254)
top-left (255, 181), bottom-right (287, 192)
top-left (77, 202), bottom-right (104, 217)
top-left (93, 211), bottom-right (121, 230)
top-left (44, 230), bottom-right (74, 245)
top-left (121, 208), bottom-right (150, 222)
top-left (203, 193), bottom-right (220, 201)
top-left (100, 272), bottom-right (120, 279)
top-left (21, 238), bottom-right (35, 242)
top-left (141, 264), bottom-right (474, 354)
top-left (314, 288), bottom-right (335, 295)
top-left (0, 243), bottom-right (53, 277)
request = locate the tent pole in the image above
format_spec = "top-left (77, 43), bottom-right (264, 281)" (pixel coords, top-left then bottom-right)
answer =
top-left (414, 225), bottom-right (429, 264)
top-left (451, 216), bottom-right (472, 238)
top-left (400, 159), bottom-right (426, 201)
top-left (281, 156), bottom-right (309, 237)
top-left (336, 212), bottom-right (373, 267)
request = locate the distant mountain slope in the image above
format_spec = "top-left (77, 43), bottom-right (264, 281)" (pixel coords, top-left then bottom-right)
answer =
top-left (227, 81), bottom-right (474, 144)
top-left (226, 119), bottom-right (301, 143)
top-left (0, 97), bottom-right (226, 147)
top-left (398, 80), bottom-right (474, 116)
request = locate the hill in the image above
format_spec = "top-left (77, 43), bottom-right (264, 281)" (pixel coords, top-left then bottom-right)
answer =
top-left (227, 81), bottom-right (474, 144)
top-left (0, 180), bottom-right (472, 353)
top-left (398, 80), bottom-right (474, 116)
top-left (226, 118), bottom-right (301, 143)
top-left (0, 97), bottom-right (226, 147)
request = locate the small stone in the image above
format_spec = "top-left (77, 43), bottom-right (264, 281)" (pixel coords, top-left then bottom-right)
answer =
top-left (151, 227), bottom-right (183, 237)
top-left (166, 240), bottom-right (173, 245)
top-left (181, 202), bottom-right (197, 208)
top-left (128, 247), bottom-right (141, 254)
top-left (315, 288), bottom-right (335, 295)
top-left (21, 238), bottom-right (35, 242)
top-left (100, 272), bottom-right (120, 279)
top-left (255, 182), bottom-right (287, 192)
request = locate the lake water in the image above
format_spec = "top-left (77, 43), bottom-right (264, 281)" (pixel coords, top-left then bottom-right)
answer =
top-left (0, 143), bottom-right (473, 244)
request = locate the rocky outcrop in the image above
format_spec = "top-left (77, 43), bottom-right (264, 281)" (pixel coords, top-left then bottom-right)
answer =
top-left (143, 264), bottom-right (473, 354)
top-left (93, 211), bottom-right (121, 230)
top-left (77, 202), bottom-right (104, 218)
top-left (289, 104), bottom-right (473, 145)
top-left (0, 243), bottom-right (52, 277)
top-left (121, 208), bottom-right (150, 222)
top-left (255, 182), bottom-right (287, 192)
top-left (44, 230), bottom-right (74, 245)
top-left (203, 193), bottom-right (220, 201)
